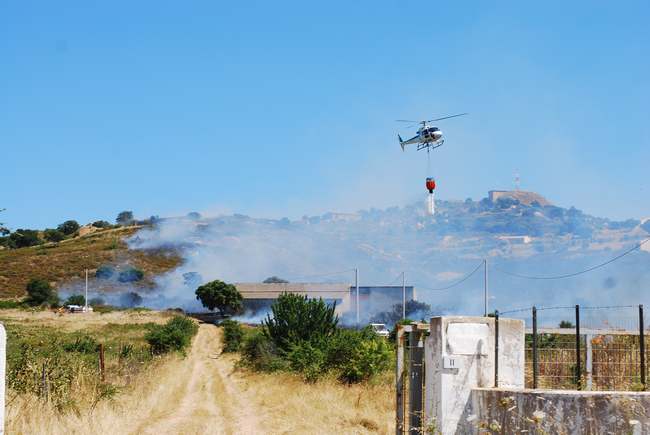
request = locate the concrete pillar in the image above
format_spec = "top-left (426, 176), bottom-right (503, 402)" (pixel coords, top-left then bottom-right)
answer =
top-left (424, 316), bottom-right (524, 434)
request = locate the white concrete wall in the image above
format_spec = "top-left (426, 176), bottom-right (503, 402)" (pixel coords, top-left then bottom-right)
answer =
top-left (423, 316), bottom-right (524, 434)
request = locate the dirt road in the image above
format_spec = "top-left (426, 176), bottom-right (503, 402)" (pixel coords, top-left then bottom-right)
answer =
top-left (135, 324), bottom-right (261, 435)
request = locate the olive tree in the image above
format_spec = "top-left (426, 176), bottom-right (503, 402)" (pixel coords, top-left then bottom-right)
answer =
top-left (195, 280), bottom-right (243, 315)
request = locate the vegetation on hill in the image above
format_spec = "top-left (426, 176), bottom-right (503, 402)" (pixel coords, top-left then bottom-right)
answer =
top-left (0, 226), bottom-right (181, 298)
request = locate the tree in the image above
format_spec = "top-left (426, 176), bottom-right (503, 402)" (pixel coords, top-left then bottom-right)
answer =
top-left (263, 293), bottom-right (338, 352)
top-left (195, 280), bottom-right (243, 314)
top-left (57, 220), bottom-right (80, 236)
top-left (95, 265), bottom-right (115, 279)
top-left (43, 229), bottom-right (65, 242)
top-left (118, 267), bottom-right (144, 283)
top-left (8, 229), bottom-right (41, 248)
top-left (0, 208), bottom-right (8, 236)
top-left (116, 211), bottom-right (134, 226)
top-left (25, 279), bottom-right (59, 306)
top-left (559, 320), bottom-right (575, 329)
top-left (263, 276), bottom-right (289, 284)
top-left (119, 291), bottom-right (143, 307)
top-left (65, 294), bottom-right (86, 306)
top-left (92, 220), bottom-right (111, 228)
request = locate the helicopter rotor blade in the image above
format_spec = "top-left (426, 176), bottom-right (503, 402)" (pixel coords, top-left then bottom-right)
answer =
top-left (395, 119), bottom-right (418, 123)
top-left (427, 113), bottom-right (468, 122)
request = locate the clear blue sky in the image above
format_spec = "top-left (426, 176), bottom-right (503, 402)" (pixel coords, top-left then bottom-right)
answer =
top-left (2, 1), bottom-right (649, 229)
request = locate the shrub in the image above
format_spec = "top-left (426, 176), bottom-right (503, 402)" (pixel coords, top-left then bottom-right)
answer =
top-left (118, 267), bottom-right (144, 283)
top-left (146, 316), bottom-right (198, 355)
top-left (43, 229), bottom-right (65, 242)
top-left (65, 294), bottom-right (85, 306)
top-left (241, 329), bottom-right (287, 372)
top-left (338, 337), bottom-right (393, 383)
top-left (63, 334), bottom-right (99, 353)
top-left (263, 293), bottom-right (338, 353)
top-left (287, 341), bottom-right (327, 382)
top-left (89, 297), bottom-right (106, 306)
top-left (195, 280), bottom-right (243, 314)
top-left (57, 220), bottom-right (80, 236)
top-left (8, 229), bottom-right (42, 248)
top-left (95, 265), bottom-right (115, 279)
top-left (92, 220), bottom-right (111, 228)
top-left (116, 211), bottom-right (134, 226)
top-left (119, 291), bottom-right (143, 307)
top-left (221, 320), bottom-right (244, 353)
top-left (0, 300), bottom-right (22, 309)
top-left (263, 276), bottom-right (289, 284)
top-left (24, 279), bottom-right (59, 306)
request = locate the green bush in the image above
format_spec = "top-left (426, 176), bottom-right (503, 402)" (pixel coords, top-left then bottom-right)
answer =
top-left (95, 265), bottom-right (115, 279)
top-left (65, 294), bottom-right (86, 306)
top-left (337, 336), bottom-right (393, 383)
top-left (7, 229), bottom-right (42, 248)
top-left (287, 341), bottom-right (327, 382)
top-left (145, 316), bottom-right (198, 355)
top-left (221, 320), bottom-right (244, 352)
top-left (63, 334), bottom-right (99, 353)
top-left (241, 329), bottom-right (287, 372)
top-left (263, 293), bottom-right (338, 353)
top-left (92, 220), bottom-right (111, 228)
top-left (24, 279), bottom-right (59, 307)
top-left (0, 300), bottom-right (23, 309)
top-left (57, 220), bottom-right (80, 236)
top-left (118, 267), bottom-right (144, 283)
top-left (43, 229), bottom-right (65, 242)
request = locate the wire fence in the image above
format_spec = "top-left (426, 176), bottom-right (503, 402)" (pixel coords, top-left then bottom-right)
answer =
top-left (498, 304), bottom-right (647, 391)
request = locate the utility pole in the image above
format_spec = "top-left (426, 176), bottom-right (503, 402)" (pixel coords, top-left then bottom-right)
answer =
top-left (402, 272), bottom-right (406, 319)
top-left (85, 269), bottom-right (89, 312)
top-left (484, 258), bottom-right (489, 317)
top-left (355, 268), bottom-right (359, 327)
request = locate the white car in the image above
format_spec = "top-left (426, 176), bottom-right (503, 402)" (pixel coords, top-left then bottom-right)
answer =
top-left (370, 323), bottom-right (390, 338)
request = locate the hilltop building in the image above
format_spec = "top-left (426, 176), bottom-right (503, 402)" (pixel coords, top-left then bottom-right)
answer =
top-left (488, 190), bottom-right (551, 206)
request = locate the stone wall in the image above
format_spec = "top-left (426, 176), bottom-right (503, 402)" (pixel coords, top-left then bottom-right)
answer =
top-left (458, 388), bottom-right (650, 434)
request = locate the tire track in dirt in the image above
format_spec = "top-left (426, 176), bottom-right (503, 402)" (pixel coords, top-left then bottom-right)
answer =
top-left (136, 324), bottom-right (261, 435)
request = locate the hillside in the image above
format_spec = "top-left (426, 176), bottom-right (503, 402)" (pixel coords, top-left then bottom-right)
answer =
top-left (1, 192), bottom-right (649, 315)
top-left (128, 192), bottom-right (650, 315)
top-left (0, 226), bottom-right (181, 298)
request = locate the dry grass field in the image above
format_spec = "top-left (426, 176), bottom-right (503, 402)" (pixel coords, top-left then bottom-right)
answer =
top-left (4, 312), bottom-right (394, 435)
top-left (0, 226), bottom-right (181, 298)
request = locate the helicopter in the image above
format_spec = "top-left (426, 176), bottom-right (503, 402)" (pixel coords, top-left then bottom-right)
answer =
top-left (397, 112), bottom-right (468, 216)
top-left (397, 113), bottom-right (468, 151)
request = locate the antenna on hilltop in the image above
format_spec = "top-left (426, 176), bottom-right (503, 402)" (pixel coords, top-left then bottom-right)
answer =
top-left (514, 171), bottom-right (521, 191)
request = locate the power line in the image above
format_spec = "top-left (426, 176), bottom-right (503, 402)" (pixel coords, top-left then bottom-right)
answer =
top-left (415, 261), bottom-right (484, 291)
top-left (494, 237), bottom-right (650, 280)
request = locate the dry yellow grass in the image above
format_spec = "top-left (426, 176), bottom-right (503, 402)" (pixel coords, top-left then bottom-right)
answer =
top-left (0, 308), bottom-right (173, 331)
top-left (235, 365), bottom-right (395, 434)
top-left (5, 316), bottom-right (395, 434)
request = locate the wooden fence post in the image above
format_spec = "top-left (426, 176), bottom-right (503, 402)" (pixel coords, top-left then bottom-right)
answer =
top-left (532, 306), bottom-right (538, 389)
top-left (99, 343), bottom-right (105, 382)
top-left (575, 305), bottom-right (581, 389)
top-left (640, 305), bottom-right (646, 390)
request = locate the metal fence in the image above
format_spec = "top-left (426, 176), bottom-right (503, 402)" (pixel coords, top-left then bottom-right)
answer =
top-left (497, 304), bottom-right (647, 391)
